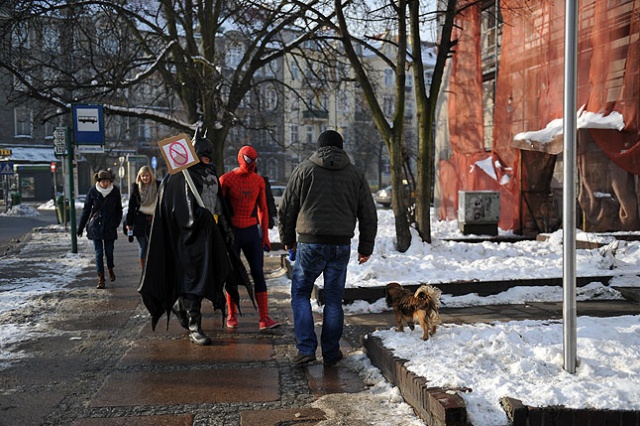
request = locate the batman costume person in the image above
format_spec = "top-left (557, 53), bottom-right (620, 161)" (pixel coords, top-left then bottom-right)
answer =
top-left (138, 130), bottom-right (244, 346)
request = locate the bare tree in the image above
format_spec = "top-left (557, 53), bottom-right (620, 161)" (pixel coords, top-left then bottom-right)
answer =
top-left (0, 0), bottom-right (326, 172)
top-left (308, 0), bottom-right (478, 250)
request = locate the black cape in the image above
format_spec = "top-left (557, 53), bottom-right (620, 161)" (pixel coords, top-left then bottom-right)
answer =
top-left (138, 164), bottom-right (232, 330)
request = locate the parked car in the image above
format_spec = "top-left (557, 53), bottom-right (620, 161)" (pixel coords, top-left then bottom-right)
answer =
top-left (270, 185), bottom-right (286, 209)
top-left (374, 183), bottom-right (415, 208)
top-left (374, 185), bottom-right (393, 208)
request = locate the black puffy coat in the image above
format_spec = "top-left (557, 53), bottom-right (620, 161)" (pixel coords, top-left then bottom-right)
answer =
top-left (78, 184), bottom-right (123, 241)
top-left (126, 181), bottom-right (160, 238)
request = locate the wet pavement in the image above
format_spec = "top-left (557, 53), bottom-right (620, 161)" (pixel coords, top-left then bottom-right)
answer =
top-left (0, 228), bottom-right (639, 426)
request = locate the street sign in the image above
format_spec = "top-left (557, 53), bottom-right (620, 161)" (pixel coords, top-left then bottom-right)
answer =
top-left (53, 127), bottom-right (67, 155)
top-left (0, 162), bottom-right (14, 175)
top-left (72, 104), bottom-right (105, 145)
top-left (76, 145), bottom-right (105, 154)
top-left (157, 134), bottom-right (199, 175)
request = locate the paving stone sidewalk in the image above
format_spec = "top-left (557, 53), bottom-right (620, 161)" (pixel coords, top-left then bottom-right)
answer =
top-left (1, 229), bottom-right (638, 426)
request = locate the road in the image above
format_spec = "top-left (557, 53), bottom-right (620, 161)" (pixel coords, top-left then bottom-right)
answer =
top-left (0, 204), bottom-right (62, 254)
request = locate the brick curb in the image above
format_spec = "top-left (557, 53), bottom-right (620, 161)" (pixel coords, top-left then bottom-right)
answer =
top-left (314, 276), bottom-right (636, 305)
top-left (364, 333), bottom-right (640, 426)
top-left (363, 334), bottom-right (469, 426)
top-left (500, 397), bottom-right (640, 426)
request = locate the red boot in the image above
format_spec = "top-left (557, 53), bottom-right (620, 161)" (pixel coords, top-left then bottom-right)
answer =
top-left (257, 292), bottom-right (280, 330)
top-left (226, 293), bottom-right (238, 328)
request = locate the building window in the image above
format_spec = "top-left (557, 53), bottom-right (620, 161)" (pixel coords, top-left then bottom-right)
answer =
top-left (384, 68), bottom-right (394, 87)
top-left (263, 62), bottom-right (277, 77)
top-left (424, 71), bottom-right (433, 87)
top-left (44, 120), bottom-right (56, 139)
top-left (405, 99), bottom-right (414, 117)
top-left (42, 25), bottom-right (60, 53)
top-left (264, 85), bottom-right (277, 110)
top-left (14, 106), bottom-right (33, 137)
top-left (305, 125), bottom-right (315, 145)
top-left (226, 45), bottom-right (243, 68)
top-left (138, 120), bottom-right (151, 141)
top-left (289, 95), bottom-right (300, 111)
top-left (290, 124), bottom-right (299, 144)
top-left (12, 22), bottom-right (29, 48)
top-left (383, 96), bottom-right (394, 116)
top-left (290, 61), bottom-right (300, 80)
top-left (337, 92), bottom-right (349, 112)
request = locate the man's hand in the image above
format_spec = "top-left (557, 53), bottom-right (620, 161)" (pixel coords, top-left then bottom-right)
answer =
top-left (358, 253), bottom-right (371, 264)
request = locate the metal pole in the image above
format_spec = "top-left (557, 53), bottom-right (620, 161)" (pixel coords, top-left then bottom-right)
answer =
top-left (563, 0), bottom-right (578, 374)
top-left (66, 126), bottom-right (78, 253)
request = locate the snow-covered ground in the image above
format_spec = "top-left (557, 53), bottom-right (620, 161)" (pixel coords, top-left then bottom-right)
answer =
top-left (1, 203), bottom-right (639, 425)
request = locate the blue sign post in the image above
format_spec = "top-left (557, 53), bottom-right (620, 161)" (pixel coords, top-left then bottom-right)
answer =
top-left (72, 104), bottom-right (105, 146)
top-left (70, 105), bottom-right (105, 252)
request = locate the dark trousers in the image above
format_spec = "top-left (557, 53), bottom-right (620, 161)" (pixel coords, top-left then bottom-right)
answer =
top-left (233, 225), bottom-right (266, 293)
top-left (92, 239), bottom-right (115, 274)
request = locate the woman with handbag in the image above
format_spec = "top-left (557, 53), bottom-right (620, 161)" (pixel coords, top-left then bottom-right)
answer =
top-left (125, 166), bottom-right (159, 268)
top-left (77, 169), bottom-right (123, 289)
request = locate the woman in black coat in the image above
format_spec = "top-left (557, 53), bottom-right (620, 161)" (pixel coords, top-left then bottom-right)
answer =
top-left (126, 165), bottom-right (159, 268)
top-left (77, 169), bottom-right (123, 289)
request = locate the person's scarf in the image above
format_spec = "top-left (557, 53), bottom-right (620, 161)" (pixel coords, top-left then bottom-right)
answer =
top-left (138, 182), bottom-right (157, 215)
top-left (95, 182), bottom-right (114, 198)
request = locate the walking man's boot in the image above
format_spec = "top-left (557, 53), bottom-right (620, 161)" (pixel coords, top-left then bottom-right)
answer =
top-left (107, 267), bottom-right (116, 282)
top-left (184, 298), bottom-right (211, 346)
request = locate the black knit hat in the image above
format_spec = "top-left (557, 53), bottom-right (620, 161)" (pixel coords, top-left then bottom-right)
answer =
top-left (317, 130), bottom-right (344, 149)
top-left (94, 169), bottom-right (115, 182)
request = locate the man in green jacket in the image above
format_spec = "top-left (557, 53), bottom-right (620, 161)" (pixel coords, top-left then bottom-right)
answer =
top-left (278, 130), bottom-right (378, 366)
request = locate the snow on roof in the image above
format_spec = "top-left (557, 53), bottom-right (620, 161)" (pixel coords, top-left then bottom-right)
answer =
top-left (513, 109), bottom-right (625, 149)
top-left (1, 146), bottom-right (59, 164)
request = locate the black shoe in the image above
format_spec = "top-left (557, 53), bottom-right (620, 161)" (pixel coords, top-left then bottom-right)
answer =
top-left (172, 299), bottom-right (189, 330)
top-left (323, 350), bottom-right (344, 366)
top-left (189, 331), bottom-right (212, 346)
top-left (292, 352), bottom-right (316, 365)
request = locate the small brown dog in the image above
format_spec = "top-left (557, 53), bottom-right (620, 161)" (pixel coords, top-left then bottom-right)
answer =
top-left (384, 282), bottom-right (442, 340)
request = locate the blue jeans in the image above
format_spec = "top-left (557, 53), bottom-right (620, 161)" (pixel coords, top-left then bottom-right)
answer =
top-left (136, 235), bottom-right (148, 259)
top-left (93, 239), bottom-right (115, 274)
top-left (290, 242), bottom-right (350, 361)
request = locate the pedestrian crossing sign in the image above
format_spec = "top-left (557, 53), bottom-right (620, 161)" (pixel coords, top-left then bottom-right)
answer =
top-left (0, 162), bottom-right (14, 175)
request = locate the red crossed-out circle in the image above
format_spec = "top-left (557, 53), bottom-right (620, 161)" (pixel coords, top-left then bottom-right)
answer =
top-left (168, 141), bottom-right (190, 166)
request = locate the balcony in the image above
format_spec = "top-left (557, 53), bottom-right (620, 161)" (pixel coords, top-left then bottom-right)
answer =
top-left (302, 109), bottom-right (329, 120)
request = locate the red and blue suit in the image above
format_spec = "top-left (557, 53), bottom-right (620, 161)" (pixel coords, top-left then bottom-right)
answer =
top-left (219, 145), bottom-right (279, 330)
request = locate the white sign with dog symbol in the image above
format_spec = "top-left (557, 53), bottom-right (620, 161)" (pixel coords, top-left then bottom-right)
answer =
top-left (157, 133), bottom-right (205, 208)
top-left (158, 133), bottom-right (199, 174)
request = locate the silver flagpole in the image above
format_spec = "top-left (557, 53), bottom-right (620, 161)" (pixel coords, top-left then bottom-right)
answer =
top-left (563, 0), bottom-right (578, 374)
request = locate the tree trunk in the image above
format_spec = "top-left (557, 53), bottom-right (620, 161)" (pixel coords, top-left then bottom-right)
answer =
top-left (389, 134), bottom-right (412, 252)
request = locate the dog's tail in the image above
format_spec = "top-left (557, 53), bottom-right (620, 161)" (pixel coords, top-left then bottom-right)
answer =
top-left (415, 285), bottom-right (442, 316)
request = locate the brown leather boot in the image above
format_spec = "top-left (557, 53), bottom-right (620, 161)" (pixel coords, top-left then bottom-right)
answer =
top-left (97, 272), bottom-right (105, 289)
top-left (107, 268), bottom-right (116, 282)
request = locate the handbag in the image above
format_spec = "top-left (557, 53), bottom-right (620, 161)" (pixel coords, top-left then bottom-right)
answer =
top-left (86, 200), bottom-right (104, 240)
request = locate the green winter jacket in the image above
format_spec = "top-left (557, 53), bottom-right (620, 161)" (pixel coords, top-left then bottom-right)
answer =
top-left (278, 146), bottom-right (378, 256)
